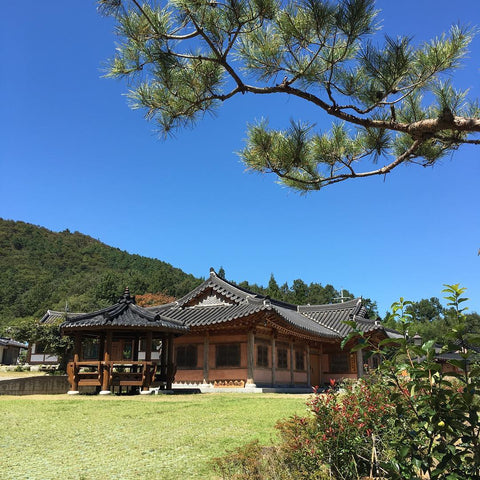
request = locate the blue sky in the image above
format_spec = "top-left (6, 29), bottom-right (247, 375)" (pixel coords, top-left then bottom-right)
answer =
top-left (1, 1), bottom-right (479, 316)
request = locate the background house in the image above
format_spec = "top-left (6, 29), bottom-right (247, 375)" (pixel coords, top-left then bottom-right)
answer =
top-left (0, 337), bottom-right (27, 365)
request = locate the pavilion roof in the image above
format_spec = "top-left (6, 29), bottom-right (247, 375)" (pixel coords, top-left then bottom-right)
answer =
top-left (60, 287), bottom-right (188, 334)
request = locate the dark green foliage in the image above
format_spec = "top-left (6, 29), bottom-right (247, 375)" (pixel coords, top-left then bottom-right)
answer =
top-left (5, 318), bottom-right (73, 372)
top-left (99, 0), bottom-right (480, 191)
top-left (0, 218), bottom-right (202, 329)
top-left (383, 295), bottom-right (480, 344)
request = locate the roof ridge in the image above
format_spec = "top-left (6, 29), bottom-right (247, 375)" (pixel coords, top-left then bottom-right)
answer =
top-left (298, 298), bottom-right (361, 312)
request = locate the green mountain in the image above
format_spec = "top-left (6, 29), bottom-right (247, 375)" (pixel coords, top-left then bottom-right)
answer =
top-left (0, 218), bottom-right (379, 331)
top-left (0, 218), bottom-right (202, 327)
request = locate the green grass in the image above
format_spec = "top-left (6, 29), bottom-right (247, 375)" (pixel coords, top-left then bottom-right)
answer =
top-left (0, 393), bottom-right (308, 479)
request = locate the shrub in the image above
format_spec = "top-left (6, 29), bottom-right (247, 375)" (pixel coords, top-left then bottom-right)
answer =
top-left (215, 284), bottom-right (480, 479)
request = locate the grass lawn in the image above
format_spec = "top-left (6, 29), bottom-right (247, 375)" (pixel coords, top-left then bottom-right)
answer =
top-left (0, 393), bottom-right (308, 480)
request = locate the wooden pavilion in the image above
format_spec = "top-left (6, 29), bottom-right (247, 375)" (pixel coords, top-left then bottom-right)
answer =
top-left (60, 287), bottom-right (188, 394)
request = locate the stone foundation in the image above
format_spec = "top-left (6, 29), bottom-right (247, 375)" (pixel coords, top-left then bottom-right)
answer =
top-left (0, 375), bottom-right (69, 395)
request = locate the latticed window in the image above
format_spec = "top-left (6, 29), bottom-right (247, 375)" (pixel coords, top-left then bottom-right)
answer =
top-left (176, 345), bottom-right (197, 368)
top-left (257, 344), bottom-right (268, 367)
top-left (216, 343), bottom-right (241, 367)
top-left (295, 350), bottom-right (305, 371)
top-left (330, 353), bottom-right (349, 373)
top-left (277, 347), bottom-right (288, 369)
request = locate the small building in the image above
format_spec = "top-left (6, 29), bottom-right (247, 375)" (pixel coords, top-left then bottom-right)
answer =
top-left (0, 337), bottom-right (27, 365)
top-left (60, 288), bottom-right (188, 394)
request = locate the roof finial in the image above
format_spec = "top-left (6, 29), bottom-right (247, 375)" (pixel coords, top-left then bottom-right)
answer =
top-left (209, 267), bottom-right (217, 277)
top-left (120, 286), bottom-right (135, 304)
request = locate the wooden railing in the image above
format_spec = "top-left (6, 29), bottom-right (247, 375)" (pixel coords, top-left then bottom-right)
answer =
top-left (67, 360), bottom-right (175, 392)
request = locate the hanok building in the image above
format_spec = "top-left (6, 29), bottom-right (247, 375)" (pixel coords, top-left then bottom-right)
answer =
top-left (148, 269), bottom-right (386, 390)
top-left (44, 269), bottom-right (389, 394)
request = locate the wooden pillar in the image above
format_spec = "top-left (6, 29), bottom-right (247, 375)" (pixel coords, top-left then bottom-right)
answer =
top-left (356, 348), bottom-right (364, 378)
top-left (73, 333), bottom-right (82, 363)
top-left (145, 331), bottom-right (152, 362)
top-left (68, 333), bottom-right (82, 394)
top-left (203, 333), bottom-right (209, 384)
top-left (133, 334), bottom-right (139, 361)
top-left (319, 343), bottom-right (324, 387)
top-left (98, 333), bottom-right (105, 361)
top-left (271, 334), bottom-right (276, 386)
top-left (166, 333), bottom-right (174, 390)
top-left (306, 344), bottom-right (311, 387)
top-left (142, 331), bottom-right (153, 392)
top-left (101, 330), bottom-right (112, 394)
top-left (246, 330), bottom-right (255, 385)
top-left (290, 341), bottom-right (294, 386)
top-left (160, 334), bottom-right (167, 389)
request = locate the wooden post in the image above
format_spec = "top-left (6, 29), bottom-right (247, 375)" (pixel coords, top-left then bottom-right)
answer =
top-left (133, 334), bottom-right (139, 361)
top-left (319, 343), bottom-right (324, 387)
top-left (68, 333), bottom-right (82, 394)
top-left (306, 344), bottom-right (311, 387)
top-left (271, 334), bottom-right (276, 386)
top-left (166, 333), bottom-right (174, 390)
top-left (290, 341), bottom-right (294, 386)
top-left (101, 330), bottom-right (112, 394)
top-left (356, 348), bottom-right (364, 378)
top-left (160, 334), bottom-right (167, 390)
top-left (74, 333), bottom-right (82, 363)
top-left (145, 331), bottom-right (152, 362)
top-left (142, 331), bottom-right (153, 392)
top-left (246, 330), bottom-right (255, 386)
top-left (203, 333), bottom-right (209, 384)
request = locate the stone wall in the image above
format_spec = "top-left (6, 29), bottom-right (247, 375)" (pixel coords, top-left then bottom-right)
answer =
top-left (0, 375), bottom-right (69, 395)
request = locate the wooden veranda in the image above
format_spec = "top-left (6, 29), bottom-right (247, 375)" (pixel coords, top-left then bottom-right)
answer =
top-left (60, 288), bottom-right (188, 394)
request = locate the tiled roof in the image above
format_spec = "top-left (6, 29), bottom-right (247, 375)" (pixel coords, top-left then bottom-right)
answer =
top-left (0, 337), bottom-right (28, 349)
top-left (49, 270), bottom-right (390, 341)
top-left (148, 270), bottom-right (385, 339)
top-left (40, 310), bottom-right (83, 325)
top-left (60, 287), bottom-right (188, 333)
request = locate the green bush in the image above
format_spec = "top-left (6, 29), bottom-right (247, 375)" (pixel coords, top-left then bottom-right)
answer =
top-left (215, 284), bottom-right (480, 479)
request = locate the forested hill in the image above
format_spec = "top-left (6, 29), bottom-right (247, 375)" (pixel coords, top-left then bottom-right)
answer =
top-left (0, 219), bottom-right (202, 327)
top-left (0, 218), bottom-right (378, 330)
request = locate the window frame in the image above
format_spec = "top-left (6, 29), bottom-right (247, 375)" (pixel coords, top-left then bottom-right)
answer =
top-left (277, 347), bottom-right (288, 369)
top-left (256, 344), bottom-right (269, 368)
top-left (176, 344), bottom-right (198, 369)
top-left (215, 343), bottom-right (241, 368)
top-left (295, 350), bottom-right (305, 371)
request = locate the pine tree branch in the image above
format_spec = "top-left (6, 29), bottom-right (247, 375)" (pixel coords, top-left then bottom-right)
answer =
top-left (265, 138), bottom-right (424, 189)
